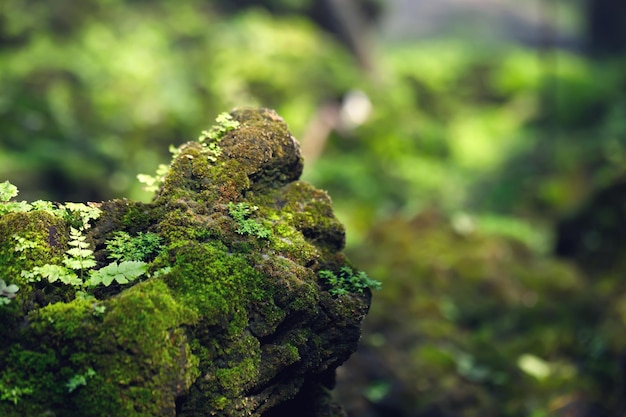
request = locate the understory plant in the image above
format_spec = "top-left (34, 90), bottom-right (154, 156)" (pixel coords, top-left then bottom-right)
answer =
top-left (319, 266), bottom-right (381, 297)
top-left (0, 279), bottom-right (18, 305)
top-left (1, 181), bottom-right (168, 302)
top-left (227, 202), bottom-right (272, 239)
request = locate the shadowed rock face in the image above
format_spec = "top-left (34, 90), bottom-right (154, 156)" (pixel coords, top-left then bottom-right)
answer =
top-left (0, 108), bottom-right (371, 417)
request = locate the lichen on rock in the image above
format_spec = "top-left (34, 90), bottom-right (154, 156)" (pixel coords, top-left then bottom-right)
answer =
top-left (0, 108), bottom-right (374, 417)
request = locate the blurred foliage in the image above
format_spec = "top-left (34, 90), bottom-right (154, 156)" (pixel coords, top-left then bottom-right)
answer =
top-left (339, 212), bottom-right (624, 417)
top-left (0, 0), bottom-right (356, 202)
top-left (3, 0), bottom-right (625, 231)
top-left (308, 44), bottom-right (626, 244)
top-left (3, 1), bottom-right (626, 416)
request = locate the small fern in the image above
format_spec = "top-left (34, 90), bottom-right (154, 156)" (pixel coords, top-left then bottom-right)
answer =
top-left (64, 227), bottom-right (97, 270)
top-left (227, 202), bottom-right (272, 239)
top-left (198, 113), bottom-right (240, 143)
top-left (20, 228), bottom-right (148, 290)
top-left (319, 266), bottom-right (381, 297)
top-left (88, 261), bottom-right (147, 287)
top-left (0, 181), bottom-right (31, 215)
top-left (5, 182), bottom-right (152, 300)
top-left (105, 231), bottom-right (163, 262)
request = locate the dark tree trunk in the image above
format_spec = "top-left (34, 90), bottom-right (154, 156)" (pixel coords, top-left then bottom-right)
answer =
top-left (586, 0), bottom-right (626, 56)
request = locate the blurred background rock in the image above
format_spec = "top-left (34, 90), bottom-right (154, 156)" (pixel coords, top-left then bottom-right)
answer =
top-left (2, 0), bottom-right (626, 415)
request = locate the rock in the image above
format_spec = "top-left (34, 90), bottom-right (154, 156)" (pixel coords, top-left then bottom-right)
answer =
top-left (0, 109), bottom-right (373, 417)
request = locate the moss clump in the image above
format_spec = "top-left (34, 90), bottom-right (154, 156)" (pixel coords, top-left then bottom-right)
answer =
top-left (0, 279), bottom-right (198, 417)
top-left (0, 109), bottom-right (371, 417)
top-left (0, 210), bottom-right (69, 314)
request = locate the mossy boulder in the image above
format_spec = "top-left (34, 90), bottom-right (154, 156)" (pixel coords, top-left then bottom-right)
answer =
top-left (0, 108), bottom-right (372, 417)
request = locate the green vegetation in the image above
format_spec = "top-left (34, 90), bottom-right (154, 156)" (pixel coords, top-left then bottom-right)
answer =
top-left (66, 368), bottom-right (96, 393)
top-left (319, 267), bottom-right (381, 297)
top-left (87, 261), bottom-right (147, 287)
top-left (0, 110), bottom-right (369, 416)
top-left (227, 202), bottom-right (272, 239)
top-left (2, 183), bottom-right (156, 300)
top-left (0, 382), bottom-right (32, 406)
top-left (0, 181), bottom-right (58, 216)
top-left (197, 112), bottom-right (240, 162)
top-left (105, 231), bottom-right (163, 262)
top-left (3, 1), bottom-right (626, 416)
top-left (0, 279), bottom-right (18, 305)
top-left (138, 112), bottom-right (240, 192)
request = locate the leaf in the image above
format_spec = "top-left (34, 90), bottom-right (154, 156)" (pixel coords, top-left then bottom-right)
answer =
top-left (63, 257), bottom-right (96, 270)
top-left (66, 248), bottom-right (94, 258)
top-left (94, 264), bottom-right (119, 286)
top-left (6, 284), bottom-right (18, 293)
top-left (20, 269), bottom-right (39, 282)
top-left (0, 201), bottom-right (31, 215)
top-left (60, 272), bottom-right (82, 286)
top-left (0, 279), bottom-right (19, 299)
top-left (0, 181), bottom-right (19, 202)
top-left (37, 265), bottom-right (67, 283)
top-left (13, 234), bottom-right (39, 252)
top-left (136, 174), bottom-right (157, 187)
top-left (29, 265), bottom-right (78, 285)
top-left (87, 270), bottom-right (103, 287)
top-left (152, 267), bottom-right (172, 278)
top-left (89, 261), bottom-right (147, 287)
top-left (117, 261), bottom-right (148, 282)
top-left (30, 200), bottom-right (56, 212)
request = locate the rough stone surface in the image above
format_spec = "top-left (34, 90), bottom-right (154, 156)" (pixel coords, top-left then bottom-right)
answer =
top-left (0, 108), bottom-right (371, 417)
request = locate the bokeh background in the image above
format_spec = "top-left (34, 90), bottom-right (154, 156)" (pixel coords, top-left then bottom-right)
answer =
top-left (2, 0), bottom-right (626, 415)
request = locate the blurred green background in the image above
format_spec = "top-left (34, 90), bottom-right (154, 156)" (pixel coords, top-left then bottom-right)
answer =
top-left (2, 0), bottom-right (626, 415)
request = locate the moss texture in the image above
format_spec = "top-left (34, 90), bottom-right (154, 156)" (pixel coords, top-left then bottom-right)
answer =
top-left (0, 108), bottom-right (370, 417)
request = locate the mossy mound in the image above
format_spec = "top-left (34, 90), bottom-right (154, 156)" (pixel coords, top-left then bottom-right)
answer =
top-left (0, 109), bottom-right (371, 417)
top-left (336, 211), bottom-right (619, 417)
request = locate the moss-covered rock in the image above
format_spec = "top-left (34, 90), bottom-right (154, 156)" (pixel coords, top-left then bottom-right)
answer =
top-left (0, 109), bottom-right (372, 416)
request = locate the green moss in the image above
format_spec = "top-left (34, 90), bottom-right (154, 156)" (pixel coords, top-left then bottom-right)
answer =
top-left (155, 143), bottom-right (251, 208)
top-left (0, 109), bottom-right (371, 417)
top-left (0, 279), bottom-right (199, 416)
top-left (215, 345), bottom-right (260, 394)
top-left (163, 240), bottom-right (283, 337)
top-left (0, 211), bottom-right (67, 280)
top-left (29, 298), bottom-right (95, 340)
top-left (257, 181), bottom-right (345, 255)
top-left (226, 108), bottom-right (303, 191)
top-left (120, 202), bottom-right (155, 231)
top-left (0, 211), bottom-right (69, 310)
top-left (343, 213), bottom-right (596, 416)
